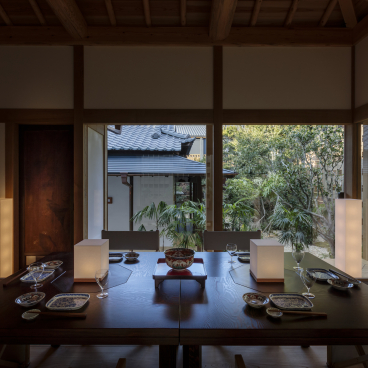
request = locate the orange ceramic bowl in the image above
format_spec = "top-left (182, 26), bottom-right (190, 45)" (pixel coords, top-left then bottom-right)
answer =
top-left (164, 248), bottom-right (195, 270)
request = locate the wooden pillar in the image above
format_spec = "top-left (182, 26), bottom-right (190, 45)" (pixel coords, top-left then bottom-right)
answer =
top-left (206, 124), bottom-right (214, 231)
top-left (5, 123), bottom-right (19, 272)
top-left (73, 45), bottom-right (87, 243)
top-left (213, 46), bottom-right (223, 231)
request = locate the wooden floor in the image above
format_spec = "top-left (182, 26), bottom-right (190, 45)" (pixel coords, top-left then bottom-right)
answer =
top-left (28, 345), bottom-right (339, 368)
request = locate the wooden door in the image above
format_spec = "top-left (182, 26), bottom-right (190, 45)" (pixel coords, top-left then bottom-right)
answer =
top-left (19, 125), bottom-right (73, 267)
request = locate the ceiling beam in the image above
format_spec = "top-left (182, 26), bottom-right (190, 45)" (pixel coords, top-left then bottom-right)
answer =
top-left (45, 0), bottom-right (87, 39)
top-left (104, 0), bottom-right (117, 26)
top-left (209, 0), bottom-right (238, 40)
top-left (0, 4), bottom-right (12, 25)
top-left (284, 0), bottom-right (299, 27)
top-left (354, 13), bottom-right (368, 44)
top-left (338, 0), bottom-right (357, 28)
top-left (250, 0), bottom-right (263, 26)
top-left (319, 0), bottom-right (338, 26)
top-left (0, 26), bottom-right (354, 47)
top-left (29, 0), bottom-right (46, 25)
top-left (181, 0), bottom-right (186, 26)
top-left (143, 0), bottom-right (151, 26)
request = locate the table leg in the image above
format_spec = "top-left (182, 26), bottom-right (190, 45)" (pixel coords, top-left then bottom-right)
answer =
top-left (183, 345), bottom-right (202, 368)
top-left (159, 345), bottom-right (177, 368)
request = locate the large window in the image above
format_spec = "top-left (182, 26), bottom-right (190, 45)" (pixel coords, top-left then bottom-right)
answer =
top-left (222, 125), bottom-right (344, 261)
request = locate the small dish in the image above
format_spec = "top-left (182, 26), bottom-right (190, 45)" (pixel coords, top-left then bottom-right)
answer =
top-left (20, 270), bottom-right (55, 283)
top-left (238, 253), bottom-right (250, 263)
top-left (15, 292), bottom-right (45, 307)
top-left (266, 308), bottom-right (283, 318)
top-left (123, 252), bottom-right (140, 262)
top-left (306, 268), bottom-right (338, 282)
top-left (327, 278), bottom-right (354, 291)
top-left (44, 260), bottom-right (63, 269)
top-left (243, 293), bottom-right (269, 309)
top-left (22, 309), bottom-right (40, 321)
top-left (46, 293), bottom-right (90, 311)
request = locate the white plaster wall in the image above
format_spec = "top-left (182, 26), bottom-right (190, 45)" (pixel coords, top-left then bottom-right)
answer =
top-left (88, 128), bottom-right (104, 239)
top-left (0, 124), bottom-right (5, 198)
top-left (0, 46), bottom-right (73, 108)
top-left (108, 176), bottom-right (130, 231)
top-left (84, 47), bottom-right (213, 109)
top-left (224, 48), bottom-right (351, 109)
top-left (356, 37), bottom-right (368, 108)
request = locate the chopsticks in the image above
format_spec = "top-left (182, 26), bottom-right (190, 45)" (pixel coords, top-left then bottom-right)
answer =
top-left (27, 311), bottom-right (87, 319)
top-left (2, 269), bottom-right (28, 287)
top-left (269, 308), bottom-right (327, 317)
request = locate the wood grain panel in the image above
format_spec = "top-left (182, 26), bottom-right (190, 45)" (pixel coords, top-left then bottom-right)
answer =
top-left (19, 126), bottom-right (74, 257)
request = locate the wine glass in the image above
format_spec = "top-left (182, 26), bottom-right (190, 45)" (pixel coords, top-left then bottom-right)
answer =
top-left (95, 269), bottom-right (109, 299)
top-left (27, 262), bottom-right (46, 289)
top-left (226, 243), bottom-right (237, 263)
top-left (292, 248), bottom-right (305, 270)
top-left (299, 269), bottom-right (316, 299)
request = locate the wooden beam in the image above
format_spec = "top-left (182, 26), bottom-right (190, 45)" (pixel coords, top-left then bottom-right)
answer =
top-left (250, 0), bottom-right (262, 26)
top-left (180, 0), bottom-right (186, 26)
top-left (319, 0), bottom-right (338, 27)
top-left (209, 0), bottom-right (238, 40)
top-left (143, 0), bottom-right (151, 26)
top-left (0, 109), bottom-right (74, 124)
top-left (284, 0), bottom-right (299, 27)
top-left (206, 124), bottom-right (214, 233)
top-left (355, 102), bottom-right (368, 123)
top-left (338, 0), bottom-right (357, 28)
top-left (104, 0), bottom-right (117, 26)
top-left (213, 46), bottom-right (223, 231)
top-left (28, 0), bottom-right (47, 25)
top-left (354, 13), bottom-right (368, 44)
top-left (0, 26), bottom-right (354, 46)
top-left (45, 0), bottom-right (87, 39)
top-left (0, 4), bottom-right (12, 25)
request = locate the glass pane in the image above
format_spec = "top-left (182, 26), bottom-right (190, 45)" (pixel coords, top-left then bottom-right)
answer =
top-left (223, 125), bottom-right (344, 261)
top-left (107, 125), bottom-right (207, 251)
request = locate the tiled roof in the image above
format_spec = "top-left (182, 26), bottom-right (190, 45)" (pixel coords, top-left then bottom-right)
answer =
top-left (108, 154), bottom-right (235, 176)
top-left (108, 125), bottom-right (195, 152)
top-left (175, 125), bottom-right (206, 137)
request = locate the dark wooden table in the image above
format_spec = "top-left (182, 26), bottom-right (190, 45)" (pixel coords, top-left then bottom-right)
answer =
top-left (2, 251), bottom-right (368, 368)
top-left (0, 252), bottom-right (180, 368)
top-left (180, 252), bottom-right (368, 367)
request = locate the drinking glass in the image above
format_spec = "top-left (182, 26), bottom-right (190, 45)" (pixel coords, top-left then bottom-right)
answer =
top-left (292, 248), bottom-right (305, 270)
top-left (27, 262), bottom-right (46, 289)
top-left (299, 269), bottom-right (316, 299)
top-left (226, 243), bottom-right (237, 263)
top-left (95, 269), bottom-right (109, 299)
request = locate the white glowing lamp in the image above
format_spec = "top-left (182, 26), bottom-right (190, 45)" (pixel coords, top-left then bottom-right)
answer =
top-left (250, 239), bottom-right (284, 282)
top-left (74, 239), bottom-right (109, 282)
top-left (0, 198), bottom-right (13, 278)
top-left (335, 199), bottom-right (362, 278)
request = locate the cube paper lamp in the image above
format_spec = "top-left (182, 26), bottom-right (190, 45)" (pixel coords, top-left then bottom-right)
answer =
top-left (335, 199), bottom-right (362, 278)
top-left (0, 198), bottom-right (13, 278)
top-left (250, 239), bottom-right (284, 282)
top-left (74, 239), bottom-right (109, 282)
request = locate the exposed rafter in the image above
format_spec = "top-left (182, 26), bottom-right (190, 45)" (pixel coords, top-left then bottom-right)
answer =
top-left (250, 0), bottom-right (263, 26)
top-left (143, 0), bottom-right (151, 26)
top-left (29, 0), bottom-right (46, 25)
top-left (181, 0), bottom-right (186, 26)
top-left (0, 4), bottom-right (12, 25)
top-left (319, 0), bottom-right (338, 26)
top-left (104, 0), bottom-right (117, 26)
top-left (354, 12), bottom-right (368, 44)
top-left (338, 0), bottom-right (357, 28)
top-left (0, 26), bottom-right (353, 47)
top-left (209, 0), bottom-right (238, 40)
top-left (284, 0), bottom-right (299, 27)
top-left (45, 0), bottom-right (87, 39)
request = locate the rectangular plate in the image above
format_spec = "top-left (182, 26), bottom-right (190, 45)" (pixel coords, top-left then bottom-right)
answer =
top-left (307, 268), bottom-right (339, 282)
top-left (329, 269), bottom-right (361, 285)
top-left (269, 293), bottom-right (313, 310)
top-left (20, 270), bottom-right (55, 283)
top-left (46, 293), bottom-right (90, 311)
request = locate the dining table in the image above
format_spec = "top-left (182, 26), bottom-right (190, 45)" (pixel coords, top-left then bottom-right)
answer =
top-left (1, 251), bottom-right (368, 368)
